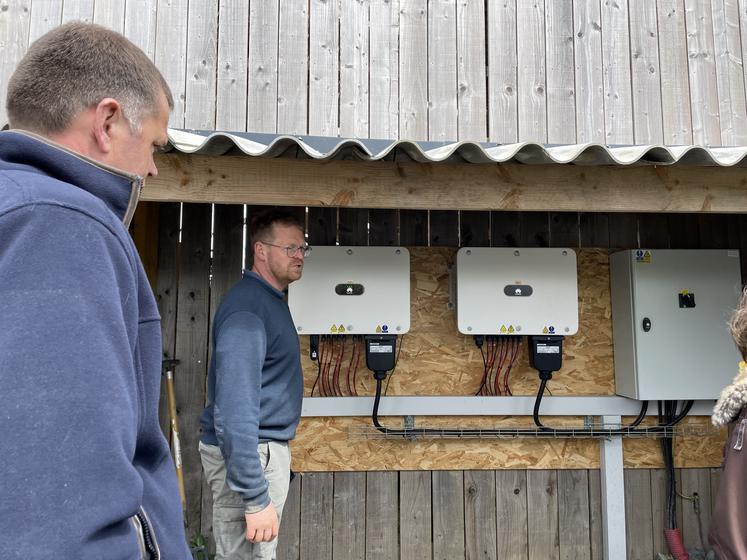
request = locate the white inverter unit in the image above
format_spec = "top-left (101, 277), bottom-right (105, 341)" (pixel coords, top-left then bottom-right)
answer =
top-left (456, 248), bottom-right (579, 336)
top-left (610, 249), bottom-right (742, 400)
top-left (288, 246), bottom-right (410, 335)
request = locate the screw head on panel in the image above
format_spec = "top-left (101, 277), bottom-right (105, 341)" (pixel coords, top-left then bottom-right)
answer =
top-left (466, 250), bottom-right (472, 256)
top-left (347, 249), bottom-right (353, 255)
top-left (395, 249), bottom-right (401, 255)
top-left (514, 250), bottom-right (520, 256)
top-left (297, 326), bottom-right (302, 332)
top-left (562, 250), bottom-right (568, 256)
top-left (564, 327), bottom-right (570, 333)
top-left (467, 326), bottom-right (472, 332)
top-left (347, 325), bottom-right (353, 331)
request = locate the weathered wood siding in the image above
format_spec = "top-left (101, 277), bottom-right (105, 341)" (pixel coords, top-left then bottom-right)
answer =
top-left (3, 0), bottom-right (747, 146)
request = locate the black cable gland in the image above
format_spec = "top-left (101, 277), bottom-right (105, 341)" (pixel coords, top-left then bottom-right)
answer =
top-left (539, 370), bottom-right (553, 381)
top-left (374, 370), bottom-right (388, 381)
top-left (309, 334), bottom-right (320, 361)
top-left (474, 335), bottom-right (484, 348)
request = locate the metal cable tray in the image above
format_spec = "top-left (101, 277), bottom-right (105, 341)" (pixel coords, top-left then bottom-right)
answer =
top-left (348, 424), bottom-right (720, 440)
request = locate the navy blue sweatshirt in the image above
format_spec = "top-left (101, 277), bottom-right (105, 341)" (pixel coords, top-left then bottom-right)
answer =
top-left (0, 131), bottom-right (190, 559)
top-left (200, 271), bottom-right (303, 511)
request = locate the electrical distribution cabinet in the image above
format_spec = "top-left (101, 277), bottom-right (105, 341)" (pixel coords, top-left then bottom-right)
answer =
top-left (610, 249), bottom-right (741, 400)
top-left (456, 248), bottom-right (579, 336)
top-left (288, 246), bottom-right (410, 335)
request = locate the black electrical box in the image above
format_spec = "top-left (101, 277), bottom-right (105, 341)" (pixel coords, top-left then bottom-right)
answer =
top-left (528, 336), bottom-right (564, 373)
top-left (365, 335), bottom-right (397, 375)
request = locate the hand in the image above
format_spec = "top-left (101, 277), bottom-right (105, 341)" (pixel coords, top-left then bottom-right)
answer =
top-left (245, 503), bottom-right (279, 543)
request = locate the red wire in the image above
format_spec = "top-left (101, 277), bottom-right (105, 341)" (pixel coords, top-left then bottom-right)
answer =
top-left (352, 338), bottom-right (361, 396)
top-left (317, 336), bottom-right (327, 396)
top-left (322, 336), bottom-right (333, 397)
top-left (483, 338), bottom-right (496, 396)
top-left (503, 337), bottom-right (520, 396)
top-left (493, 338), bottom-right (508, 396)
top-left (333, 337), bottom-right (345, 396)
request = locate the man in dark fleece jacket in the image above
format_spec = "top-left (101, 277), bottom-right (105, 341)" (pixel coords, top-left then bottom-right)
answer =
top-left (0, 23), bottom-right (190, 559)
top-left (200, 209), bottom-right (306, 559)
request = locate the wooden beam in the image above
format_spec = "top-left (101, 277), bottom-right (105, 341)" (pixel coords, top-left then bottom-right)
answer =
top-left (146, 153), bottom-right (747, 213)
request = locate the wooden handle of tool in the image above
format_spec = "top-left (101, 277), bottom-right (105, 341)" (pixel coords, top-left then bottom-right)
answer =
top-left (165, 370), bottom-right (187, 514)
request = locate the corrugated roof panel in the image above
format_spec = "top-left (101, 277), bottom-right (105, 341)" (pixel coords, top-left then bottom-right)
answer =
top-left (165, 129), bottom-right (747, 166)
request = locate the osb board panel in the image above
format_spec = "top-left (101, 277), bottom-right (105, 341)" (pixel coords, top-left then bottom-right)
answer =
top-left (292, 247), bottom-right (725, 471)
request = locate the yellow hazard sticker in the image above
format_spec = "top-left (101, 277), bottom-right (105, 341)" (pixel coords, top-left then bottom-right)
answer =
top-left (376, 325), bottom-right (382, 333)
top-left (635, 249), bottom-right (652, 263)
top-left (330, 324), bottom-right (338, 333)
top-left (508, 325), bottom-right (515, 334)
top-left (542, 326), bottom-right (549, 334)
top-left (338, 324), bottom-right (346, 333)
top-left (500, 325), bottom-right (507, 334)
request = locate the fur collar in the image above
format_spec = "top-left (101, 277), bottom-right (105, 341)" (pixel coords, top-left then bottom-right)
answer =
top-left (712, 361), bottom-right (747, 426)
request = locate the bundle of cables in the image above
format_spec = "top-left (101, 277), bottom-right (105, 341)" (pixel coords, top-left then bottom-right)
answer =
top-left (475, 336), bottom-right (522, 396)
top-left (310, 335), bottom-right (363, 397)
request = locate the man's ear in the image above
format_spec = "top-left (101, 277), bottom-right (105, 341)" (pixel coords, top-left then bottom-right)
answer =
top-left (92, 98), bottom-right (124, 154)
top-left (253, 241), bottom-right (266, 263)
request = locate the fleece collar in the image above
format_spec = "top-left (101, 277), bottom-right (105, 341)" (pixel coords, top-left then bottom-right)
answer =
top-left (0, 130), bottom-right (142, 226)
top-left (712, 361), bottom-right (747, 426)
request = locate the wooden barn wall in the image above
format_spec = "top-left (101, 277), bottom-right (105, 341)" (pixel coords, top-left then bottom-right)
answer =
top-left (3, 0), bottom-right (747, 147)
top-left (133, 200), bottom-right (738, 549)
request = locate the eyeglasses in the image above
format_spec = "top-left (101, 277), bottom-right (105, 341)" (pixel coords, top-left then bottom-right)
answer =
top-left (260, 241), bottom-right (311, 258)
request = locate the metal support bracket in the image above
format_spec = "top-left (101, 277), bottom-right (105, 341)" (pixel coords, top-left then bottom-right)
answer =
top-left (600, 415), bottom-right (626, 560)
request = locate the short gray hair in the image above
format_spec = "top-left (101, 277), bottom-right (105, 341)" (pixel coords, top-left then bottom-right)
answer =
top-left (6, 22), bottom-right (173, 134)
top-left (731, 287), bottom-right (747, 359)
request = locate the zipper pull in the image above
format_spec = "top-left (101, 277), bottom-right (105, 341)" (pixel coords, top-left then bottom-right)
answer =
top-left (734, 418), bottom-right (747, 451)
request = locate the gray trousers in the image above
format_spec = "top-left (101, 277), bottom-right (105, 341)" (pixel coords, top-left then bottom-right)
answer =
top-left (199, 441), bottom-right (291, 560)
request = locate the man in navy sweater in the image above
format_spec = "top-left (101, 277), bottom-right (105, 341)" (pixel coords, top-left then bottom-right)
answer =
top-left (0, 23), bottom-right (190, 559)
top-left (200, 209), bottom-right (306, 559)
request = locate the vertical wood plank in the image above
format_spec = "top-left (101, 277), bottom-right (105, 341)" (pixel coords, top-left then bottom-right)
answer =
top-left (573, 0), bottom-right (605, 143)
top-left (155, 0), bottom-right (188, 127)
top-left (340, 0), bottom-right (370, 138)
top-left (520, 212), bottom-right (550, 247)
top-left (668, 213), bottom-right (701, 248)
top-left (173, 203), bottom-right (211, 538)
top-left (400, 209), bottom-right (429, 246)
top-left (679, 468), bottom-right (712, 551)
top-left (308, 0), bottom-right (338, 136)
top-left (624, 469), bottom-right (654, 560)
top-left (657, 0), bottom-right (694, 145)
top-left (332, 472), bottom-right (366, 560)
top-left (155, 203), bottom-right (181, 437)
top-left (399, 0), bottom-right (429, 140)
top-left (545, 1), bottom-right (576, 144)
top-left (307, 207), bottom-right (338, 246)
top-left (277, 0), bottom-right (308, 135)
top-left (300, 473), bottom-right (334, 560)
top-left (712, 0), bottom-right (747, 145)
top-left (369, 209), bottom-right (399, 246)
top-left (558, 470), bottom-right (591, 560)
top-left (587, 470), bottom-right (604, 560)
top-left (276, 475), bottom-right (301, 560)
top-left (460, 211), bottom-right (490, 247)
top-left (428, 0), bottom-right (458, 141)
top-left (629, 0), bottom-right (665, 144)
top-left (650, 469), bottom-right (669, 557)
top-left (710, 466), bottom-right (722, 514)
top-left (698, 213), bottom-right (729, 248)
top-left (338, 208), bottom-right (369, 246)
top-left (601, 0), bottom-right (634, 144)
top-left (549, 212), bottom-right (580, 248)
top-left (130, 202), bottom-right (160, 290)
top-left (400, 471), bottom-right (432, 560)
top-left (93, 0), bottom-right (125, 32)
top-left (366, 471), bottom-right (399, 560)
top-left (433, 470), bottom-right (465, 560)
top-left (456, 0), bottom-right (487, 141)
top-left (124, 0), bottom-right (157, 59)
top-left (61, 0), bottom-right (94, 23)
top-left (216, 0), bottom-right (249, 131)
top-left (465, 470), bottom-right (498, 560)
top-left (185, 0), bottom-right (218, 131)
top-left (496, 470), bottom-right (529, 560)
top-left (638, 213), bottom-right (670, 248)
top-left (247, 0), bottom-right (279, 134)
top-left (369, 0), bottom-right (399, 139)
top-left (202, 204), bottom-right (244, 551)
top-left (684, 0), bottom-right (722, 146)
top-left (526, 470), bottom-right (559, 560)
top-left (579, 212), bottom-right (610, 248)
top-left (491, 211), bottom-right (521, 247)
top-left (608, 213), bottom-right (639, 248)
top-left (28, 0), bottom-right (62, 44)
top-left (517, 0), bottom-right (547, 142)
top-left (0, 0), bottom-right (30, 127)
top-left (487, 0), bottom-right (518, 143)
top-left (430, 210), bottom-right (459, 247)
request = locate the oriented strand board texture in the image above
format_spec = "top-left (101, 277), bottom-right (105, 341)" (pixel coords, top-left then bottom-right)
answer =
top-left (292, 248), bottom-right (725, 471)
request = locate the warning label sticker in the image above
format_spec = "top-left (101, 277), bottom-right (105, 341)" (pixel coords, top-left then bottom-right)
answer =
top-left (330, 324), bottom-right (338, 333)
top-left (635, 249), bottom-right (652, 264)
